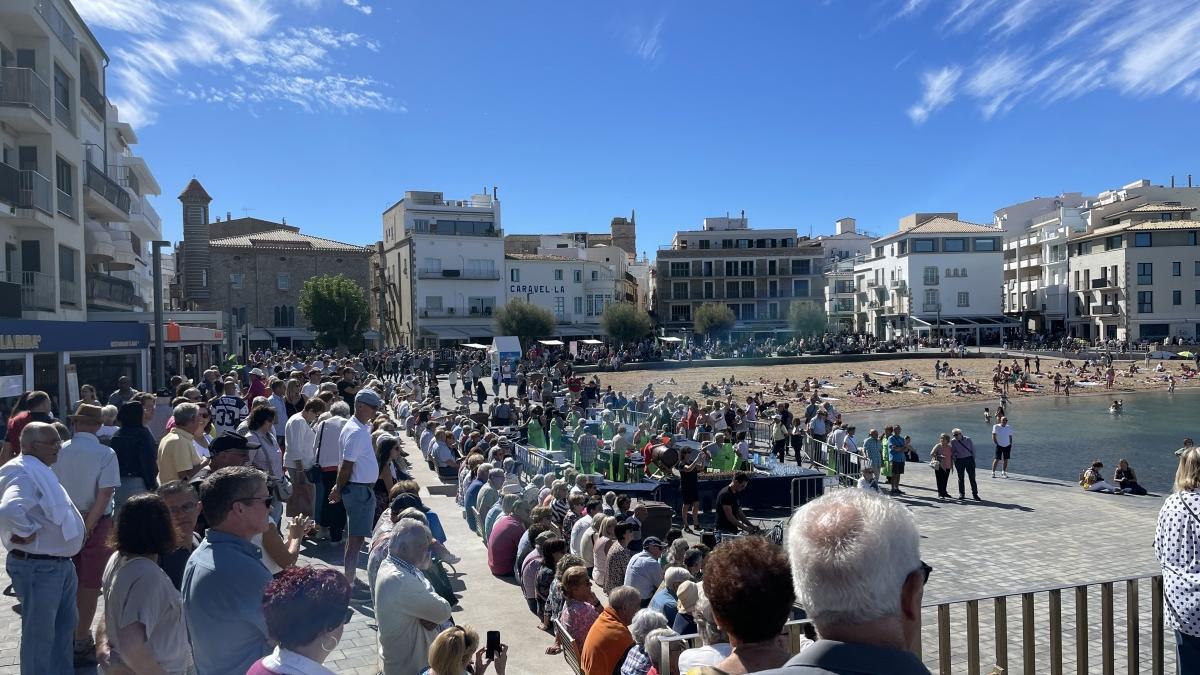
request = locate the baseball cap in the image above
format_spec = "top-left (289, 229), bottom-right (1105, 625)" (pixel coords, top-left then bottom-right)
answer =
top-left (642, 536), bottom-right (664, 549)
top-left (209, 435), bottom-right (251, 455)
top-left (355, 389), bottom-right (383, 409)
top-left (249, 368), bottom-right (265, 377)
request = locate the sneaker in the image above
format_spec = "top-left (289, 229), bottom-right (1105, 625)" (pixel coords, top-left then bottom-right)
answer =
top-left (973, 495), bottom-right (982, 501)
top-left (991, 471), bottom-right (997, 478)
top-left (440, 551), bottom-right (462, 564)
top-left (1002, 472), bottom-right (1009, 478)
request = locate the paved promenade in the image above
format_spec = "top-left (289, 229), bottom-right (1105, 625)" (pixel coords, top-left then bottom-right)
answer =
top-left (0, 375), bottom-right (1176, 674)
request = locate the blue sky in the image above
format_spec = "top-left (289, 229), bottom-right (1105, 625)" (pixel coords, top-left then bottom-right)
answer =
top-left (75, 0), bottom-right (1200, 252)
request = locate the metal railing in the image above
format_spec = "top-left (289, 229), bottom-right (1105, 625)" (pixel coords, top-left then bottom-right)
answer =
top-left (86, 272), bottom-right (137, 306)
top-left (59, 277), bottom-right (78, 306)
top-left (3, 270), bottom-right (56, 311)
top-left (0, 67), bottom-right (52, 119)
top-left (53, 96), bottom-right (72, 133)
top-left (108, 164), bottom-right (139, 195)
top-left (924, 574), bottom-right (1166, 675)
top-left (129, 194), bottom-right (161, 229)
top-left (415, 268), bottom-right (500, 280)
top-left (80, 77), bottom-right (105, 117)
top-left (18, 170), bottom-right (52, 214)
top-left (85, 161), bottom-right (131, 214)
top-left (35, 0), bottom-right (78, 53)
top-left (56, 187), bottom-right (75, 219)
top-left (0, 162), bottom-right (18, 206)
top-left (648, 575), bottom-right (1168, 675)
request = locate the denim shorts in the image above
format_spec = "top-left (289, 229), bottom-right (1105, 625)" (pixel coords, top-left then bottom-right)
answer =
top-left (342, 483), bottom-right (375, 537)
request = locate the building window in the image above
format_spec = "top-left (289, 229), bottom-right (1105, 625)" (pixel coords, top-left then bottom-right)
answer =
top-left (1195, 261), bottom-right (1200, 276)
top-left (1137, 263), bottom-right (1153, 285)
top-left (792, 279), bottom-right (809, 297)
top-left (670, 262), bottom-right (690, 277)
top-left (1174, 290), bottom-right (1182, 306)
top-left (943, 238), bottom-right (966, 252)
top-left (1138, 291), bottom-right (1153, 313)
top-left (468, 297), bottom-right (495, 316)
top-left (923, 267), bottom-right (939, 286)
top-left (1135, 233), bottom-right (1152, 247)
top-left (898, 240), bottom-right (908, 255)
top-left (574, 297), bottom-right (583, 315)
top-left (425, 296), bottom-right (443, 311)
top-left (591, 270), bottom-right (599, 281)
top-left (586, 295), bottom-right (594, 316)
top-left (1191, 231), bottom-right (1198, 246)
top-left (912, 239), bottom-right (936, 253)
top-left (768, 303), bottom-right (778, 319)
top-left (973, 238), bottom-right (997, 251)
top-left (1105, 235), bottom-right (1122, 250)
top-left (553, 297), bottom-right (565, 320)
top-left (672, 282), bottom-right (688, 300)
top-left (725, 281), bottom-right (740, 299)
top-left (230, 273), bottom-right (244, 289)
top-left (510, 268), bottom-right (519, 282)
top-left (423, 257), bottom-right (441, 273)
top-left (276, 273), bottom-right (289, 290)
top-left (790, 259), bottom-right (811, 275)
top-left (412, 218), bottom-right (430, 233)
top-left (924, 289), bottom-right (939, 307)
top-left (671, 305), bottom-right (691, 322)
top-left (573, 270), bottom-right (582, 283)
top-left (703, 281), bottom-right (714, 299)
top-left (53, 64), bottom-right (71, 118)
top-left (1195, 290), bottom-right (1200, 305)
top-left (554, 269), bottom-right (563, 281)
top-left (1162, 213), bottom-right (1174, 221)
top-left (957, 291), bottom-right (969, 307)
top-left (698, 240), bottom-right (710, 249)
top-left (273, 306), bottom-right (295, 327)
top-left (742, 303), bottom-right (755, 320)
top-left (702, 261), bottom-right (713, 277)
top-left (1174, 262), bottom-right (1182, 277)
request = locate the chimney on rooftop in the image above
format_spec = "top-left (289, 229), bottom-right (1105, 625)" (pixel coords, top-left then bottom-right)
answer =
top-left (1172, 176), bottom-right (1176, 188)
top-left (1190, 175), bottom-right (1194, 188)
top-left (227, 211), bottom-right (232, 221)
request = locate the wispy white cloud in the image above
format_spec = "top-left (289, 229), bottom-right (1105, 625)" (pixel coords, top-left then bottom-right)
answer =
top-left (628, 16), bottom-right (666, 64)
top-left (74, 0), bottom-right (172, 34)
top-left (342, 0), bottom-right (373, 16)
top-left (907, 65), bottom-right (962, 124)
top-left (903, 0), bottom-right (1200, 123)
top-left (896, 0), bottom-right (928, 19)
top-left (76, 0), bottom-right (390, 127)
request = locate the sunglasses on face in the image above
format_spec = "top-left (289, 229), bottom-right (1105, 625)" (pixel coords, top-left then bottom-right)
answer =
top-left (919, 561), bottom-right (933, 585)
top-left (236, 495), bottom-right (273, 509)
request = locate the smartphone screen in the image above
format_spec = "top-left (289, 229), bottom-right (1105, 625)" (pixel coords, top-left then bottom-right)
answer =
top-left (486, 630), bottom-right (501, 660)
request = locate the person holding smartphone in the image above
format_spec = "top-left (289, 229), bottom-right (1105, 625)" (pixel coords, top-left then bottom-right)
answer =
top-left (426, 625), bottom-right (508, 675)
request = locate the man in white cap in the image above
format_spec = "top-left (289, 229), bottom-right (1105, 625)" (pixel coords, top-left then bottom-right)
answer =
top-left (329, 388), bottom-right (382, 584)
top-left (243, 367), bottom-right (268, 404)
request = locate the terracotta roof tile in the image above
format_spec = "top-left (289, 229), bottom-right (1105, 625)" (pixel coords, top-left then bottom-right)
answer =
top-left (209, 228), bottom-right (371, 253)
top-left (178, 178), bottom-right (212, 202)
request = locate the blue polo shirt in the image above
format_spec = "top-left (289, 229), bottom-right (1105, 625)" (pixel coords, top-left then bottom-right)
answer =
top-left (182, 529), bottom-right (272, 675)
top-left (464, 479), bottom-right (485, 530)
top-left (888, 434), bottom-right (907, 463)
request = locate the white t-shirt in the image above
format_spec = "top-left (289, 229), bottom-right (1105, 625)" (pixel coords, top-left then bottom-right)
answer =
top-left (992, 423), bottom-right (1013, 447)
top-left (678, 643), bottom-right (733, 671)
top-left (339, 416), bottom-right (379, 484)
top-left (300, 382), bottom-right (320, 399)
top-left (211, 395), bottom-right (249, 437)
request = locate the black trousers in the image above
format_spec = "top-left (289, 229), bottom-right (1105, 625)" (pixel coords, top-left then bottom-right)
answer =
top-left (934, 467), bottom-right (951, 496)
top-left (319, 469), bottom-right (345, 540)
top-left (954, 456), bottom-right (978, 497)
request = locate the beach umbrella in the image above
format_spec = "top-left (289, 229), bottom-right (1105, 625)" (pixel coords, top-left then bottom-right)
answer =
top-left (1180, 351), bottom-right (1195, 358)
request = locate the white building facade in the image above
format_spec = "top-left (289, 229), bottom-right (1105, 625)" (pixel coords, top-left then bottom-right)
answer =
top-left (378, 190), bottom-right (503, 347)
top-left (853, 213), bottom-right (1012, 344)
top-left (504, 253), bottom-right (614, 337)
top-left (818, 217), bottom-right (876, 331)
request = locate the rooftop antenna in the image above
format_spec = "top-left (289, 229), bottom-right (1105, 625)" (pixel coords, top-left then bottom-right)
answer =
top-left (241, 208), bottom-right (255, 217)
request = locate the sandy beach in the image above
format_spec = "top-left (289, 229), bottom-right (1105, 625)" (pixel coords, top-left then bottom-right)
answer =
top-left (588, 354), bottom-right (1197, 413)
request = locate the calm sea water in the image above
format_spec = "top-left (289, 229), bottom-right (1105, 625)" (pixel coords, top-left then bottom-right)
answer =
top-left (849, 388), bottom-right (1199, 494)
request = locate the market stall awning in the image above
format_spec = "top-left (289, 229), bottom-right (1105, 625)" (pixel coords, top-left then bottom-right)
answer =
top-left (267, 328), bottom-right (315, 340)
top-left (247, 329), bottom-right (273, 341)
top-left (153, 322), bottom-right (226, 346)
top-left (581, 339), bottom-right (605, 345)
top-left (538, 339), bottom-right (565, 346)
top-left (462, 342), bottom-right (490, 349)
top-left (659, 336), bottom-right (683, 343)
top-left (464, 326), bottom-right (495, 338)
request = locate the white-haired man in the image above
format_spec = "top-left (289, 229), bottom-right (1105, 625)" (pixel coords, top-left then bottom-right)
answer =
top-left (374, 519), bottom-right (452, 675)
top-left (753, 489), bottom-right (932, 674)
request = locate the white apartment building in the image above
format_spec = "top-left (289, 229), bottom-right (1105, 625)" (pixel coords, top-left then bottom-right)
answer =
top-left (654, 215), bottom-right (826, 336)
top-left (504, 252), bottom-right (614, 336)
top-left (1068, 199), bottom-right (1200, 342)
top-left (0, 0), bottom-right (160, 405)
top-left (853, 213), bottom-right (1012, 344)
top-left (819, 217), bottom-right (876, 331)
top-left (378, 190), bottom-right (504, 346)
top-left (995, 194), bottom-right (1090, 335)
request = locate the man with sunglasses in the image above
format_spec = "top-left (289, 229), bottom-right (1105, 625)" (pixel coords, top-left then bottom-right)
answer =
top-left (182, 466), bottom-right (274, 675)
top-left (757, 490), bottom-right (933, 674)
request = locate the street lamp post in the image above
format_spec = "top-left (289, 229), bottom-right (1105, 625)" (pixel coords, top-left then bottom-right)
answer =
top-left (151, 241), bottom-right (170, 393)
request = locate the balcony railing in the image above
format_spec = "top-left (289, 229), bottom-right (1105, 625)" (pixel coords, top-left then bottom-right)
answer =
top-left (85, 161), bottom-right (131, 214)
top-left (0, 162), bottom-right (17, 207)
top-left (1090, 304), bottom-right (1120, 316)
top-left (418, 305), bottom-right (495, 318)
top-left (129, 195), bottom-right (161, 230)
top-left (59, 277), bottom-right (78, 307)
top-left (35, 0), bottom-right (78, 53)
top-left (56, 187), bottom-right (74, 219)
top-left (2, 270), bottom-right (56, 311)
top-left (1091, 277), bottom-right (1117, 290)
top-left (108, 164), bottom-right (139, 195)
top-left (415, 268), bottom-right (500, 280)
top-left (80, 77), bottom-right (104, 117)
top-left (18, 170), bottom-right (52, 215)
top-left (53, 96), bottom-right (72, 133)
top-left (0, 67), bottom-right (52, 120)
top-left (86, 272), bottom-right (137, 306)
top-left (923, 302), bottom-right (943, 313)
